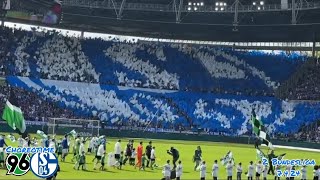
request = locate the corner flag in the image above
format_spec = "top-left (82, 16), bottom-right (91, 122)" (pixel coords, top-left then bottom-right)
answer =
top-left (2, 91), bottom-right (26, 133)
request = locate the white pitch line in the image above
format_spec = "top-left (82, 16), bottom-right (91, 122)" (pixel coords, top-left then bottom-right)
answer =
top-left (262, 144), bottom-right (320, 152)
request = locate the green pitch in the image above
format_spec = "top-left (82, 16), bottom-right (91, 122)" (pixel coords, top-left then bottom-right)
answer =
top-left (1, 136), bottom-right (319, 179)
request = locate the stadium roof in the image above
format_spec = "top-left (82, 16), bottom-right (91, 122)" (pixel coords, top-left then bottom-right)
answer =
top-left (6, 0), bottom-right (320, 42)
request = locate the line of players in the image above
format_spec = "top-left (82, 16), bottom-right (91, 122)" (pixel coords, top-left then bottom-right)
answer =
top-left (54, 135), bottom-right (320, 180)
top-left (56, 135), bottom-right (162, 171)
top-left (1, 134), bottom-right (320, 180)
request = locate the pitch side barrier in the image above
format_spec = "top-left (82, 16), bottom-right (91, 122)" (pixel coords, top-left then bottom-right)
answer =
top-left (0, 121), bottom-right (319, 150)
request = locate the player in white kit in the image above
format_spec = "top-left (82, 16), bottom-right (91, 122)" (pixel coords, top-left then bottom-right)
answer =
top-left (150, 146), bottom-right (156, 169)
top-left (286, 164), bottom-right (292, 180)
top-left (300, 165), bottom-right (307, 180)
top-left (227, 160), bottom-right (234, 180)
top-left (212, 160), bottom-right (219, 180)
top-left (262, 164), bottom-right (268, 180)
top-left (163, 160), bottom-right (171, 180)
top-left (176, 160), bottom-right (183, 180)
top-left (200, 161), bottom-right (207, 180)
top-left (248, 161), bottom-right (254, 180)
top-left (275, 165), bottom-right (281, 180)
top-left (237, 162), bottom-right (243, 180)
top-left (18, 135), bottom-right (24, 147)
top-left (255, 161), bottom-right (263, 180)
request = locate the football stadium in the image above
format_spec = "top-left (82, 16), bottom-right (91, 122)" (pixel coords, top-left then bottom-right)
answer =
top-left (0, 0), bottom-right (320, 179)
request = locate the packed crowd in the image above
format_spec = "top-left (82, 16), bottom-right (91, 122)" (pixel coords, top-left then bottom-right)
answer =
top-left (0, 77), bottom-right (319, 142)
top-left (275, 123), bottom-right (320, 143)
top-left (5, 76), bottom-right (320, 136)
top-left (296, 120), bottom-right (320, 143)
top-left (0, 26), bottom-right (306, 97)
top-left (0, 27), bottom-right (100, 82)
top-left (0, 25), bottom-right (319, 140)
top-left (105, 43), bottom-right (179, 90)
top-left (35, 34), bottom-right (99, 82)
top-left (0, 85), bottom-right (82, 122)
top-left (276, 58), bottom-right (320, 100)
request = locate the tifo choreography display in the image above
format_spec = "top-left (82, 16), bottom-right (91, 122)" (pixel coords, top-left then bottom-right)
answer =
top-left (0, 13), bottom-right (319, 180)
top-left (0, 25), bottom-right (319, 140)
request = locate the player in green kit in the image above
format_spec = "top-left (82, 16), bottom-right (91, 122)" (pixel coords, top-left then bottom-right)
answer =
top-left (140, 153), bottom-right (147, 171)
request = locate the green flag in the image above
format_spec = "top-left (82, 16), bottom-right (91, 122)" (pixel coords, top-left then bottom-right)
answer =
top-left (2, 91), bottom-right (26, 133)
top-left (67, 129), bottom-right (77, 138)
top-left (220, 151), bottom-right (234, 166)
top-left (277, 153), bottom-right (286, 160)
top-left (251, 109), bottom-right (273, 149)
top-left (37, 130), bottom-right (48, 139)
top-left (6, 134), bottom-right (16, 142)
top-left (256, 148), bottom-right (266, 160)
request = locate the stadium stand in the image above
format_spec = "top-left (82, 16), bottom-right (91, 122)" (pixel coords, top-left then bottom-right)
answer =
top-left (295, 120), bottom-right (320, 143)
top-left (276, 58), bottom-right (320, 100)
top-left (1, 27), bottom-right (305, 95)
top-left (1, 27), bottom-right (320, 138)
top-left (0, 85), bottom-right (81, 122)
top-left (5, 76), bottom-right (320, 136)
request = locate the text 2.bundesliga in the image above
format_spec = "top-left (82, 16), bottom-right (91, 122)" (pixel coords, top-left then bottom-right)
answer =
top-left (262, 158), bottom-right (316, 178)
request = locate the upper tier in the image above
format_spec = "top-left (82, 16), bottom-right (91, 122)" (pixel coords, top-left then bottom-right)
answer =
top-left (0, 27), bottom-right (305, 96)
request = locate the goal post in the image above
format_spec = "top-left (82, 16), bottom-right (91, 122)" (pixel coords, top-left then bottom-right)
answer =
top-left (47, 118), bottom-right (100, 137)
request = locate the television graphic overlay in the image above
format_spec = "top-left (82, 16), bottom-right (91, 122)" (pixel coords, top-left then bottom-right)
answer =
top-left (5, 153), bottom-right (30, 176)
top-left (262, 157), bottom-right (317, 178)
top-left (29, 152), bottom-right (58, 178)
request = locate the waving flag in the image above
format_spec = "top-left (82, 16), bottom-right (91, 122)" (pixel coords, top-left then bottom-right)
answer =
top-left (277, 153), bottom-right (286, 160)
top-left (220, 151), bottom-right (234, 166)
top-left (98, 135), bottom-right (106, 145)
top-left (37, 130), bottom-right (48, 139)
top-left (67, 129), bottom-right (77, 138)
top-left (256, 148), bottom-right (267, 160)
top-left (251, 109), bottom-right (274, 149)
top-left (6, 134), bottom-right (16, 142)
top-left (2, 91), bottom-right (26, 133)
